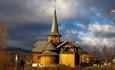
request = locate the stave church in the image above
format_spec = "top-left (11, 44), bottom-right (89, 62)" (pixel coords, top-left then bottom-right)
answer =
top-left (32, 9), bottom-right (79, 67)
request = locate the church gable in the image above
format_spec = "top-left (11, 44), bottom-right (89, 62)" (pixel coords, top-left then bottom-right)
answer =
top-left (57, 41), bottom-right (76, 54)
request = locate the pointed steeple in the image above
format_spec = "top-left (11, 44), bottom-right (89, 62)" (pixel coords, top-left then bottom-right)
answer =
top-left (48, 9), bottom-right (61, 36)
top-left (48, 9), bottom-right (61, 44)
top-left (51, 9), bottom-right (58, 33)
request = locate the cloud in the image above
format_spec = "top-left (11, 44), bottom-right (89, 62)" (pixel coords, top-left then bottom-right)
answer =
top-left (80, 24), bottom-right (115, 48)
top-left (82, 36), bottom-right (115, 48)
top-left (7, 23), bottom-right (50, 49)
top-left (89, 24), bottom-right (114, 33)
top-left (88, 24), bottom-right (115, 38)
top-left (59, 21), bottom-right (115, 49)
top-left (1, 0), bottom-right (80, 24)
top-left (1, 0), bottom-right (115, 50)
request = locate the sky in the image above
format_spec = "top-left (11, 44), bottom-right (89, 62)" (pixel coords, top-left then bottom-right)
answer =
top-left (0, 0), bottom-right (115, 50)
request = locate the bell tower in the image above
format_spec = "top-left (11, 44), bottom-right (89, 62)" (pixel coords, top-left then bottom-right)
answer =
top-left (48, 9), bottom-right (61, 45)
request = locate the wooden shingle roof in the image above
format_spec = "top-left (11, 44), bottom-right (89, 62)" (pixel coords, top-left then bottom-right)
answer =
top-left (32, 40), bottom-right (58, 52)
top-left (32, 40), bottom-right (48, 52)
top-left (44, 42), bottom-right (57, 51)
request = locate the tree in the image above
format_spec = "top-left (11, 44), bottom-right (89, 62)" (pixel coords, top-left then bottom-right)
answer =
top-left (0, 23), bottom-right (8, 48)
top-left (0, 49), bottom-right (16, 70)
top-left (102, 46), bottom-right (110, 63)
top-left (91, 47), bottom-right (101, 61)
top-left (113, 46), bottom-right (115, 56)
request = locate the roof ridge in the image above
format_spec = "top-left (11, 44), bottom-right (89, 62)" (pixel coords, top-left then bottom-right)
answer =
top-left (57, 41), bottom-right (67, 48)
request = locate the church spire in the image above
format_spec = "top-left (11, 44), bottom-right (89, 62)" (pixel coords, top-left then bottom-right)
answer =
top-left (48, 9), bottom-right (61, 44)
top-left (51, 9), bottom-right (59, 33)
top-left (49, 9), bottom-right (61, 36)
top-left (48, 0), bottom-right (61, 44)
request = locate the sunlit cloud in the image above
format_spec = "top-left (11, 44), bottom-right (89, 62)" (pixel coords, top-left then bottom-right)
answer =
top-left (88, 24), bottom-right (114, 33)
top-left (80, 24), bottom-right (115, 48)
top-left (82, 36), bottom-right (115, 48)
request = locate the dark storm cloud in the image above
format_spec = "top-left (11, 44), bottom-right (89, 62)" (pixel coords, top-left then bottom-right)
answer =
top-left (0, 0), bottom-right (33, 18)
top-left (0, 0), bottom-right (115, 49)
top-left (1, 0), bottom-right (53, 24)
top-left (7, 22), bottom-right (51, 49)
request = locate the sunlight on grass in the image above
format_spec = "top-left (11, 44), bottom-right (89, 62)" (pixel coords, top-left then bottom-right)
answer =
top-left (31, 64), bottom-right (115, 70)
